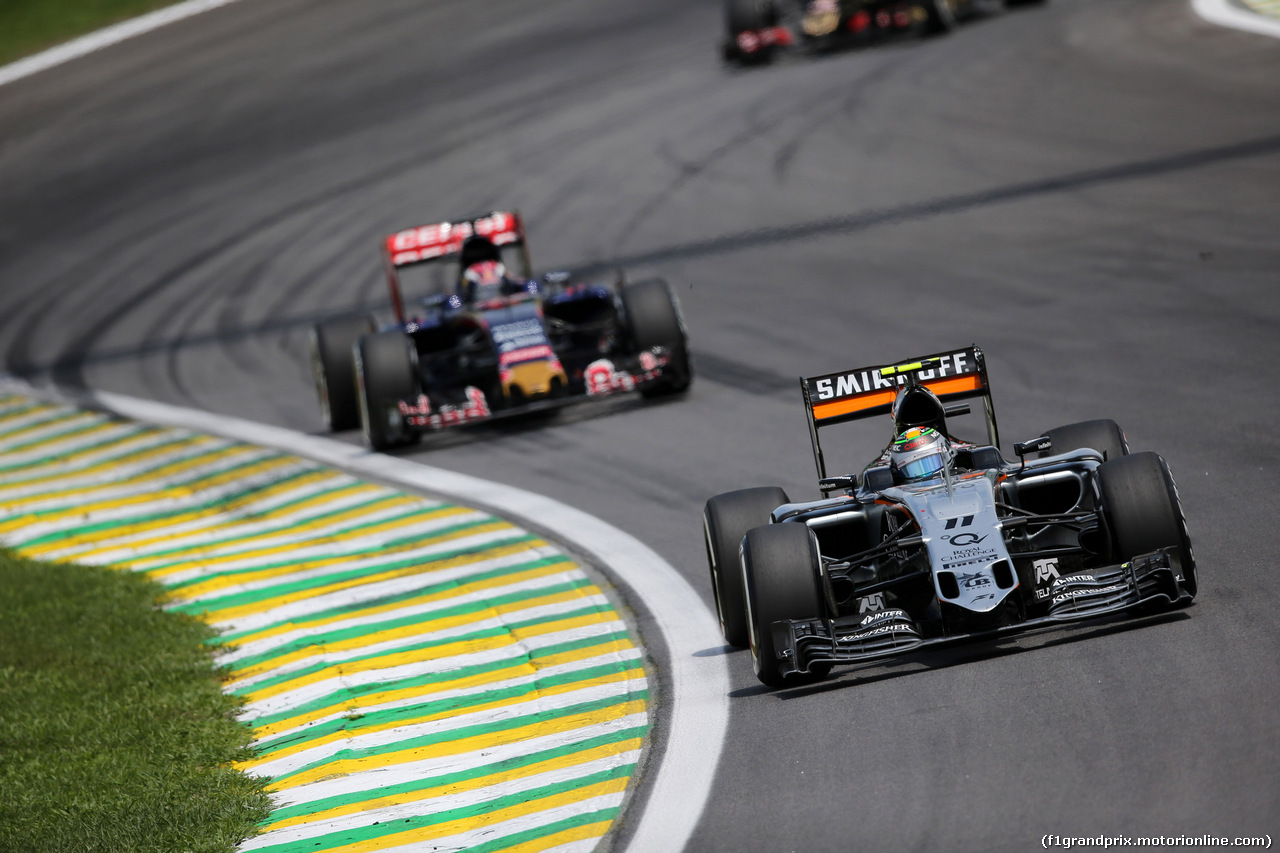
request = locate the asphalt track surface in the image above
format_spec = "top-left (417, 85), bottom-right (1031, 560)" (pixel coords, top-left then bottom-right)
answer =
top-left (2, 0), bottom-right (1278, 850)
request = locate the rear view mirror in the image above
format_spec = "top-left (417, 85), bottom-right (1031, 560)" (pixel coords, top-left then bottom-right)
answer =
top-left (1013, 435), bottom-right (1052, 465)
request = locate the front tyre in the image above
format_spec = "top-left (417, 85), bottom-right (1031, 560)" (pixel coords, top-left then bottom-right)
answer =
top-left (310, 315), bottom-right (374, 431)
top-left (742, 522), bottom-right (828, 688)
top-left (620, 278), bottom-right (693, 398)
top-left (355, 330), bottom-right (421, 452)
top-left (703, 486), bottom-right (790, 648)
top-left (1039, 418), bottom-right (1129, 462)
top-left (1097, 451), bottom-right (1197, 603)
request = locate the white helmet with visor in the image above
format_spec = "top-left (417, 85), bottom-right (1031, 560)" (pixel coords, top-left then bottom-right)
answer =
top-left (890, 426), bottom-right (952, 483)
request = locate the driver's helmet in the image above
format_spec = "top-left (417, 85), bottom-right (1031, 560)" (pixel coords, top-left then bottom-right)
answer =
top-left (890, 426), bottom-right (952, 483)
top-left (891, 383), bottom-right (946, 436)
top-left (458, 234), bottom-right (502, 267)
top-left (461, 260), bottom-right (508, 301)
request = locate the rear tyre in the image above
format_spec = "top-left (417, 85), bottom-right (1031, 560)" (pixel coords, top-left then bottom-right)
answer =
top-left (726, 0), bottom-right (773, 30)
top-left (1097, 452), bottom-right (1197, 603)
top-left (1039, 419), bottom-right (1128, 462)
top-left (355, 330), bottom-right (420, 452)
top-left (703, 486), bottom-right (790, 648)
top-left (620, 279), bottom-right (693, 398)
top-left (310, 316), bottom-right (374, 431)
top-left (742, 522), bottom-right (829, 688)
top-left (924, 0), bottom-right (957, 34)
top-left (724, 0), bottom-right (778, 64)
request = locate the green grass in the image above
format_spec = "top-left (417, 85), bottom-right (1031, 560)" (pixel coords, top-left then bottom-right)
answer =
top-left (0, 549), bottom-right (272, 853)
top-left (0, 0), bottom-right (186, 67)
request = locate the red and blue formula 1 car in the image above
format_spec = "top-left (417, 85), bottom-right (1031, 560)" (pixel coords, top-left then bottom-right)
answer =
top-left (309, 211), bottom-right (692, 450)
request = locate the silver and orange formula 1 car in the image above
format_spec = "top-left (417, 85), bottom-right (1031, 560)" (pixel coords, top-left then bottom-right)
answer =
top-left (703, 346), bottom-right (1195, 687)
top-left (309, 211), bottom-right (692, 450)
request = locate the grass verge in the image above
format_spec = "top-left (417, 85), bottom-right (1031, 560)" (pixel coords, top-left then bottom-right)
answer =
top-left (0, 548), bottom-right (271, 853)
top-left (0, 0), bottom-right (186, 67)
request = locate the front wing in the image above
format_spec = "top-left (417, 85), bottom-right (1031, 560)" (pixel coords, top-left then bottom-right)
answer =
top-left (394, 349), bottom-right (673, 432)
top-left (774, 551), bottom-right (1189, 678)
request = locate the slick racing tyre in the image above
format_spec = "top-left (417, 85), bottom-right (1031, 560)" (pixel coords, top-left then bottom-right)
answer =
top-left (1039, 419), bottom-right (1129, 462)
top-left (1097, 452), bottom-right (1197, 603)
top-left (723, 0), bottom-right (779, 64)
top-left (726, 0), bottom-right (775, 31)
top-left (355, 330), bottom-right (420, 452)
top-left (621, 278), bottom-right (693, 399)
top-left (310, 315), bottom-right (374, 431)
top-left (704, 486), bottom-right (790, 648)
top-left (924, 0), bottom-right (958, 34)
top-left (742, 522), bottom-right (829, 688)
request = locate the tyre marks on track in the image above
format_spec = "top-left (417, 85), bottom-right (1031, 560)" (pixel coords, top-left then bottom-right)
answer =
top-left (0, 393), bottom-right (649, 853)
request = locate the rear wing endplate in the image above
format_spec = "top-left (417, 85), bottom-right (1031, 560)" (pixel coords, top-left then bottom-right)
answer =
top-left (800, 345), bottom-right (999, 480)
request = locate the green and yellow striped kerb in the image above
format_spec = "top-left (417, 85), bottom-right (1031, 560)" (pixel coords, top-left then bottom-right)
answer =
top-left (0, 394), bottom-right (650, 853)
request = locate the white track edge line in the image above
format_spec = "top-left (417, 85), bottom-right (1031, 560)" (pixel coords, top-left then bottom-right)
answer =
top-left (0, 377), bottom-right (728, 853)
top-left (0, 0), bottom-right (244, 88)
top-left (1191, 0), bottom-right (1280, 37)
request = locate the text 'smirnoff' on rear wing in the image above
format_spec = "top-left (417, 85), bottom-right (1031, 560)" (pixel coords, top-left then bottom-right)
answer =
top-left (800, 344), bottom-right (999, 481)
top-left (381, 211), bottom-right (532, 324)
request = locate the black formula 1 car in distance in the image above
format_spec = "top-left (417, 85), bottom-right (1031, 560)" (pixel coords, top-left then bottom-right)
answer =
top-left (309, 211), bottom-right (692, 450)
top-left (703, 346), bottom-right (1196, 687)
top-left (721, 0), bottom-right (1043, 64)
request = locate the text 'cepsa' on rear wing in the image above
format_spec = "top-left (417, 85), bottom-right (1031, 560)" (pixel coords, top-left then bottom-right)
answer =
top-left (381, 211), bottom-right (533, 324)
top-left (384, 211), bottom-right (527, 266)
top-left (800, 345), bottom-right (999, 480)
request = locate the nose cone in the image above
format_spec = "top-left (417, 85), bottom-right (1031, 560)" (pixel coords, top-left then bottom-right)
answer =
top-left (502, 360), bottom-right (567, 400)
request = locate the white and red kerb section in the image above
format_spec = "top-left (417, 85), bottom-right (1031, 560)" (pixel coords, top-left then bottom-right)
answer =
top-left (385, 212), bottom-right (523, 267)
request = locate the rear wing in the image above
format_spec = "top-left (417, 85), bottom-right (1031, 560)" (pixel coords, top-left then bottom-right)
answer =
top-left (800, 345), bottom-right (999, 480)
top-left (382, 211), bottom-right (532, 323)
